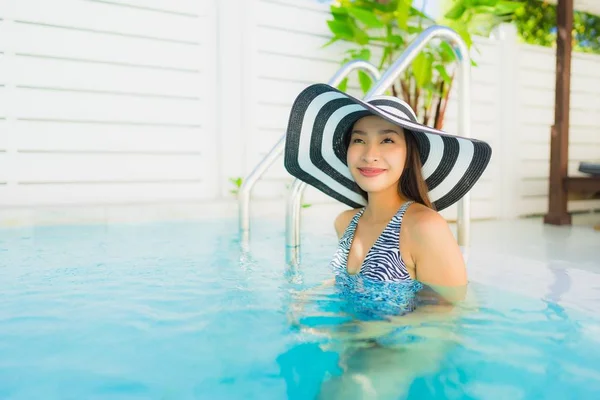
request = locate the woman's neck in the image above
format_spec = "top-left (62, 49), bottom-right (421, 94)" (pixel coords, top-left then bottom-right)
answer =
top-left (363, 185), bottom-right (408, 224)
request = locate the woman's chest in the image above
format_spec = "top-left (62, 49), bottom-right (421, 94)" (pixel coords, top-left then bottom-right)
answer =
top-left (346, 222), bottom-right (394, 275)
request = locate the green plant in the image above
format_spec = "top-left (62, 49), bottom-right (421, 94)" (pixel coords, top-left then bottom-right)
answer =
top-left (325, 0), bottom-right (522, 129)
top-left (231, 178), bottom-right (311, 206)
top-left (509, 0), bottom-right (600, 54)
top-left (229, 177), bottom-right (243, 196)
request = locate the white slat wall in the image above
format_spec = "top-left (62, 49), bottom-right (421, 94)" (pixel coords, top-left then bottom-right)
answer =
top-left (0, 2), bottom-right (8, 187)
top-left (516, 44), bottom-right (600, 216)
top-left (0, 0), bottom-right (219, 206)
top-left (439, 37), bottom-right (502, 220)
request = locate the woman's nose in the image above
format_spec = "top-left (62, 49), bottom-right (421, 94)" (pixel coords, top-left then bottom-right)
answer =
top-left (361, 143), bottom-right (380, 163)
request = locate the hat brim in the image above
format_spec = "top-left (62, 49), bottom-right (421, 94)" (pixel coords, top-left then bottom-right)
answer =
top-left (284, 83), bottom-right (492, 211)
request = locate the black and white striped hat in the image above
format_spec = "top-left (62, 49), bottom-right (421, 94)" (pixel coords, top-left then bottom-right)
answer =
top-left (284, 83), bottom-right (492, 211)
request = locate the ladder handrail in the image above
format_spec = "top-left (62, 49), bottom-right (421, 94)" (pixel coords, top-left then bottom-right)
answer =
top-left (238, 60), bottom-right (381, 248)
top-left (285, 25), bottom-right (473, 266)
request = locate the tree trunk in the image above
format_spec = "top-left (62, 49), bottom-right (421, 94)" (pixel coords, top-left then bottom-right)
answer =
top-left (400, 79), bottom-right (411, 107)
top-left (435, 73), bottom-right (455, 130)
top-left (433, 80), bottom-right (445, 129)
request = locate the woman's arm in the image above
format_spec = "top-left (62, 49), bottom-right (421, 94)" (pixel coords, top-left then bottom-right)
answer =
top-left (407, 208), bottom-right (468, 304)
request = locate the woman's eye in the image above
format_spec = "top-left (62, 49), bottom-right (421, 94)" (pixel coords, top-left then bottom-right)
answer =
top-left (382, 138), bottom-right (394, 143)
top-left (352, 138), bottom-right (364, 144)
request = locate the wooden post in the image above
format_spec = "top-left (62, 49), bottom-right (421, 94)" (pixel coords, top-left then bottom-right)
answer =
top-left (544, 0), bottom-right (573, 225)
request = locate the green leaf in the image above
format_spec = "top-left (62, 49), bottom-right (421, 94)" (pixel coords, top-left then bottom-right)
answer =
top-left (347, 6), bottom-right (385, 28)
top-left (447, 20), bottom-right (473, 48)
top-left (358, 70), bottom-right (373, 93)
top-left (439, 42), bottom-right (457, 62)
top-left (472, 5), bottom-right (498, 14)
top-left (378, 46), bottom-right (392, 70)
top-left (338, 77), bottom-right (349, 92)
top-left (327, 20), bottom-right (354, 40)
top-left (424, 87), bottom-right (434, 108)
top-left (423, 81), bottom-right (437, 91)
top-left (412, 52), bottom-right (433, 88)
top-left (470, 0), bottom-right (500, 6)
top-left (331, 4), bottom-right (349, 20)
top-left (409, 5), bottom-right (436, 22)
top-left (407, 26), bottom-right (422, 35)
top-left (349, 21), bottom-right (370, 45)
top-left (368, 0), bottom-right (394, 13)
top-left (495, 1), bottom-right (524, 15)
top-left (395, 0), bottom-right (410, 30)
top-left (322, 36), bottom-right (339, 48)
top-left (301, 203), bottom-right (312, 209)
top-left (229, 177), bottom-right (242, 189)
top-left (435, 65), bottom-right (452, 84)
top-left (357, 47), bottom-right (372, 61)
top-left (342, 48), bottom-right (371, 63)
top-left (445, 0), bottom-right (467, 20)
top-left (388, 34), bottom-right (404, 46)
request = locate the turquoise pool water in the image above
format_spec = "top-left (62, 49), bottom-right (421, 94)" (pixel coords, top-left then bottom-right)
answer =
top-left (1, 218), bottom-right (599, 399)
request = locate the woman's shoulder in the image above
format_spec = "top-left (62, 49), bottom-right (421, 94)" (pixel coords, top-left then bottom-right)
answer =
top-left (333, 208), bottom-right (362, 239)
top-left (403, 202), bottom-right (451, 241)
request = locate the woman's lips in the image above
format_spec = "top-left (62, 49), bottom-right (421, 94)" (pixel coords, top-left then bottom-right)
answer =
top-left (358, 167), bottom-right (386, 177)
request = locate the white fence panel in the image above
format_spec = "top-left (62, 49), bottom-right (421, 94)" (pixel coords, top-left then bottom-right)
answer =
top-left (0, 0), bottom-right (219, 206)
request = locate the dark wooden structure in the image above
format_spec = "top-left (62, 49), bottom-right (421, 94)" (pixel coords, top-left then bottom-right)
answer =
top-left (544, 0), bottom-right (600, 225)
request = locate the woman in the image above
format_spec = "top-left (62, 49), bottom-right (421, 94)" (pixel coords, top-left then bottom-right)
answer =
top-left (283, 84), bottom-right (492, 399)
top-left (284, 83), bottom-right (491, 300)
top-left (332, 113), bottom-right (466, 296)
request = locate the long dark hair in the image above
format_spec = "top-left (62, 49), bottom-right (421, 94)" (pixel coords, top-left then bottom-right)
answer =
top-left (401, 131), bottom-right (434, 210)
top-left (345, 125), bottom-right (435, 210)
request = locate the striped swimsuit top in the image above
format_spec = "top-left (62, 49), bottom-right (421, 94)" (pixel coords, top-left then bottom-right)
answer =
top-left (331, 201), bottom-right (414, 282)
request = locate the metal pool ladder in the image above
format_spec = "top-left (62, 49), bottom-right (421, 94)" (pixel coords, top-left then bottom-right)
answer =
top-left (243, 25), bottom-right (472, 266)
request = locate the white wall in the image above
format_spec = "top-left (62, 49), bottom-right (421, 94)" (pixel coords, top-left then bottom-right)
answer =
top-left (0, 0), bottom-right (219, 206)
top-left (1, 0), bottom-right (599, 220)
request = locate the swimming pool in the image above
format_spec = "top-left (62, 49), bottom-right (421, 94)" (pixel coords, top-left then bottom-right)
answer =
top-left (1, 214), bottom-right (599, 399)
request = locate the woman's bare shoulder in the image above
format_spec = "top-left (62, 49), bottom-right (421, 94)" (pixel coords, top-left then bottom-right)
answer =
top-left (333, 208), bottom-right (362, 239)
top-left (403, 202), bottom-right (447, 231)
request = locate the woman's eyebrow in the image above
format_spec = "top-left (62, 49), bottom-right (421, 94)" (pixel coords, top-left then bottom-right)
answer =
top-left (378, 129), bottom-right (400, 135)
top-left (351, 129), bottom-right (400, 135)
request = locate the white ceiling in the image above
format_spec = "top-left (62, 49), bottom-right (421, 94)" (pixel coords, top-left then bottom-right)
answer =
top-left (544, 0), bottom-right (600, 17)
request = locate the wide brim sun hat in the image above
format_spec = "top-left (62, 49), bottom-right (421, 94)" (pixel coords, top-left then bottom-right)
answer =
top-left (283, 83), bottom-right (492, 211)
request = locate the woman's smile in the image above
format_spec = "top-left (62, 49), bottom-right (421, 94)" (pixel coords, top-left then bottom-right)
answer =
top-left (358, 167), bottom-right (387, 177)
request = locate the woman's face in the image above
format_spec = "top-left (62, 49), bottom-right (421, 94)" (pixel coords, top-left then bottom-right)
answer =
top-left (346, 115), bottom-right (407, 195)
